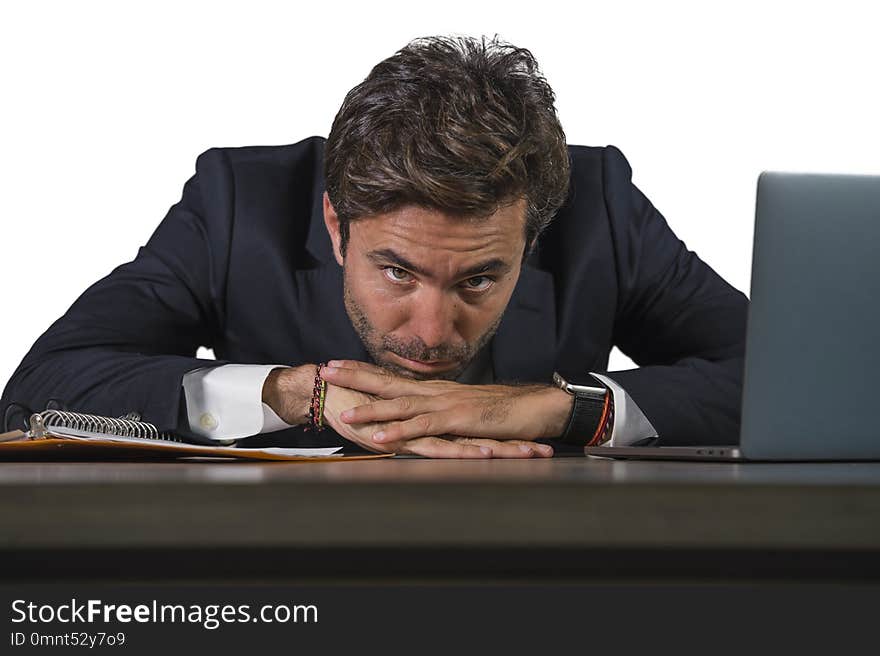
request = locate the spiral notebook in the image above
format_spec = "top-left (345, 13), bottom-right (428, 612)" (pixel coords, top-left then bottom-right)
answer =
top-left (0, 409), bottom-right (390, 462)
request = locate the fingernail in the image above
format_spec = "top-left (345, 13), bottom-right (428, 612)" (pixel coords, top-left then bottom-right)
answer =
top-left (519, 444), bottom-right (534, 455)
top-left (373, 431), bottom-right (386, 442)
top-left (341, 410), bottom-right (353, 420)
top-left (327, 360), bottom-right (342, 367)
top-left (480, 446), bottom-right (492, 457)
top-left (323, 366), bottom-right (338, 375)
top-left (538, 444), bottom-right (554, 455)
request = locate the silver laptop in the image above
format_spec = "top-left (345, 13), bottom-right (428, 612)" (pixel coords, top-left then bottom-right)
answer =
top-left (586, 171), bottom-right (880, 461)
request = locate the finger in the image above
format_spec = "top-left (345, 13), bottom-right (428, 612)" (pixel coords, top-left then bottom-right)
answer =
top-left (321, 365), bottom-right (415, 399)
top-left (328, 360), bottom-right (454, 398)
top-left (399, 436), bottom-right (492, 459)
top-left (454, 437), bottom-right (553, 459)
top-left (326, 359), bottom-right (375, 371)
top-left (511, 439), bottom-right (554, 458)
top-left (340, 396), bottom-right (433, 424)
top-left (371, 412), bottom-right (459, 444)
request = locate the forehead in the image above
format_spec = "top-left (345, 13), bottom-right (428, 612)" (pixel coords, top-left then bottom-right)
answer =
top-left (350, 198), bottom-right (527, 259)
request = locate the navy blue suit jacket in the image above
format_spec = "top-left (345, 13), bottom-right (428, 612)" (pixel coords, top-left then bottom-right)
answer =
top-left (1, 136), bottom-right (749, 447)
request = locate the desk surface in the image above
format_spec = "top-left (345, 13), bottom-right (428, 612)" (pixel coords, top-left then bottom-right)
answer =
top-left (4, 457), bottom-right (880, 580)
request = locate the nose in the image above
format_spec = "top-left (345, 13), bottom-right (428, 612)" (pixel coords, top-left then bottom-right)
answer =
top-left (407, 288), bottom-right (459, 351)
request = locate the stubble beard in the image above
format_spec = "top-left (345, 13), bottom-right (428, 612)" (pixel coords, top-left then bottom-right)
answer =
top-left (342, 268), bottom-right (503, 381)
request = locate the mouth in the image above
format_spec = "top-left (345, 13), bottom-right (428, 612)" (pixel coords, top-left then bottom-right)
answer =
top-left (388, 352), bottom-right (459, 373)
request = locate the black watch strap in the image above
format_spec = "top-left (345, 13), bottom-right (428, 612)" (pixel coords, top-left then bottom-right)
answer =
top-left (558, 385), bottom-right (611, 447)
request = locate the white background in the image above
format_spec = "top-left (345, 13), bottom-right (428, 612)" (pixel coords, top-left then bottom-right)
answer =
top-left (2, 0), bottom-right (878, 386)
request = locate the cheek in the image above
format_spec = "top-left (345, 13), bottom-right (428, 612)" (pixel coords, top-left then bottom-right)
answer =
top-left (348, 272), bottom-right (408, 330)
top-left (464, 276), bottom-right (519, 335)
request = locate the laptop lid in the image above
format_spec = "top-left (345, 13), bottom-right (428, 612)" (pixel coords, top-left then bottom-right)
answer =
top-left (739, 172), bottom-right (880, 459)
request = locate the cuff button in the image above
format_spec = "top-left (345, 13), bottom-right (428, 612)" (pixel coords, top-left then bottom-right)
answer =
top-left (199, 413), bottom-right (219, 430)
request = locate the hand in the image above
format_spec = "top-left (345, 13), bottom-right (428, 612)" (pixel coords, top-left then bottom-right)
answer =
top-left (321, 359), bottom-right (572, 452)
top-left (263, 364), bottom-right (556, 458)
top-left (322, 383), bottom-right (551, 458)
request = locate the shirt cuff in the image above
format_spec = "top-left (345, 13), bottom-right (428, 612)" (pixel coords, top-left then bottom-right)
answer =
top-left (589, 372), bottom-right (659, 447)
top-left (182, 364), bottom-right (297, 440)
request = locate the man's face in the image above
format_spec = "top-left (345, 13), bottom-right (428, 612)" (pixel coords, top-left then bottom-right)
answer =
top-left (323, 192), bottom-right (528, 380)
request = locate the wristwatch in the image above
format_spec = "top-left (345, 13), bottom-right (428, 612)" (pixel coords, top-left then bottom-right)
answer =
top-left (552, 372), bottom-right (612, 446)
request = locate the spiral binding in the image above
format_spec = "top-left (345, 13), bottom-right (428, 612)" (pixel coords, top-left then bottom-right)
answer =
top-left (28, 410), bottom-right (183, 443)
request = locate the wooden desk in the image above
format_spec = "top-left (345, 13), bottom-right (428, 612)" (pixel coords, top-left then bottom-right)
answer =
top-left (3, 456), bottom-right (880, 581)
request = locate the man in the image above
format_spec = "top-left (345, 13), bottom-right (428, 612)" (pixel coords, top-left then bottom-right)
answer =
top-left (0, 35), bottom-right (748, 458)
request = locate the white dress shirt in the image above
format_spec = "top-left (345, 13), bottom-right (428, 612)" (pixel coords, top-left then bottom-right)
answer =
top-left (182, 362), bottom-right (659, 446)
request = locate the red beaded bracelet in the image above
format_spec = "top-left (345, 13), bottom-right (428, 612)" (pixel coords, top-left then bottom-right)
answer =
top-left (587, 393), bottom-right (615, 447)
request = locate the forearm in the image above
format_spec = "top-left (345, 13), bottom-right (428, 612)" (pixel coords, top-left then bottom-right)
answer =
top-left (261, 364), bottom-right (317, 426)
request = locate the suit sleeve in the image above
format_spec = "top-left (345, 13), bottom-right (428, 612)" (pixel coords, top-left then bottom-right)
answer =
top-left (0, 148), bottom-right (237, 442)
top-left (599, 146), bottom-right (749, 445)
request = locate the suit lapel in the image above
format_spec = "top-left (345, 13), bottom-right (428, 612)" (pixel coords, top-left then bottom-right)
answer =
top-left (290, 163), bottom-right (371, 362)
top-left (304, 164), bottom-right (334, 265)
top-left (491, 264), bottom-right (557, 383)
top-left (290, 263), bottom-right (371, 363)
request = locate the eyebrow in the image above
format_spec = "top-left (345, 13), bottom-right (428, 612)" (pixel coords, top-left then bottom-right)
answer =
top-left (367, 248), bottom-right (512, 279)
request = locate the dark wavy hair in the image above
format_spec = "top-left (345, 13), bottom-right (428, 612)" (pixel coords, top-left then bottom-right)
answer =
top-left (323, 34), bottom-right (571, 257)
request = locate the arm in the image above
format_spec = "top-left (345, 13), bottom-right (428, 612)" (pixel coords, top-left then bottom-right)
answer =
top-left (1, 149), bottom-right (236, 441)
top-left (598, 146), bottom-right (749, 445)
top-left (181, 362), bottom-right (658, 444)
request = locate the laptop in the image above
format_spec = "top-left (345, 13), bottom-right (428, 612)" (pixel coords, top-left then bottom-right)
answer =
top-left (585, 171), bottom-right (880, 461)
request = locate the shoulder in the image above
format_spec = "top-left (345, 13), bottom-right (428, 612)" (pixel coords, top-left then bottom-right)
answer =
top-left (559, 143), bottom-right (646, 230)
top-left (183, 136), bottom-right (326, 227)
top-left (565, 143), bottom-right (635, 193)
top-left (550, 143), bottom-right (638, 225)
top-left (193, 135), bottom-right (325, 178)
top-left (533, 143), bottom-right (646, 270)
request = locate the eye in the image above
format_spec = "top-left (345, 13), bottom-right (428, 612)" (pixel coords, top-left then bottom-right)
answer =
top-left (383, 266), bottom-right (413, 283)
top-left (461, 275), bottom-right (494, 292)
